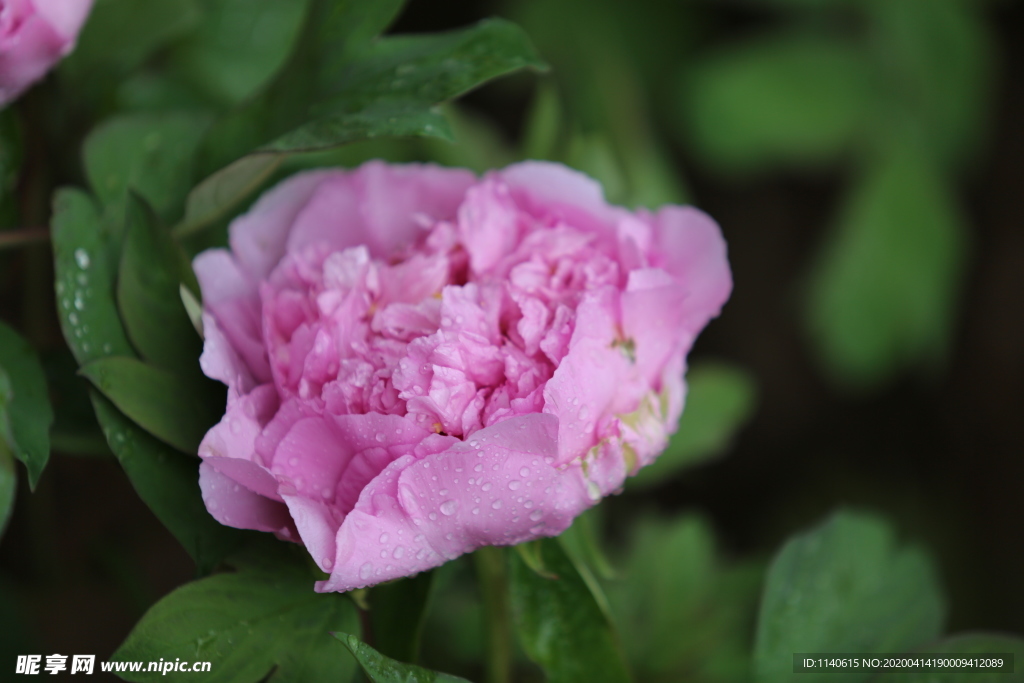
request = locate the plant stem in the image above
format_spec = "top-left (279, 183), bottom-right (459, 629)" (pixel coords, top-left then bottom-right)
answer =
top-left (0, 226), bottom-right (49, 250)
top-left (475, 546), bottom-right (513, 683)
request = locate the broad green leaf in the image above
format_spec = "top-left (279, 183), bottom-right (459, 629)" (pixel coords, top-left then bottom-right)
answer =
top-left (522, 80), bottom-right (564, 161)
top-left (804, 141), bottom-right (967, 390)
top-left (0, 425), bottom-right (14, 536)
top-left (90, 393), bottom-right (246, 573)
top-left (872, 633), bottom-right (1024, 683)
top-left (83, 111), bottom-right (211, 223)
top-left (865, 0), bottom-right (992, 168)
top-left (369, 572), bottom-right (435, 665)
top-left (606, 515), bottom-right (761, 683)
top-left (754, 510), bottom-right (945, 683)
top-left (176, 16), bottom-right (544, 238)
top-left (631, 362), bottom-right (757, 488)
top-left (61, 0), bottom-right (201, 79)
top-left (558, 508), bottom-right (615, 581)
top-left (51, 188), bottom-right (134, 366)
top-left (509, 537), bottom-right (632, 683)
top-left (113, 550), bottom-right (359, 682)
top-left (336, 632), bottom-right (471, 683)
top-left (679, 35), bottom-right (871, 172)
top-left (170, 0), bottom-right (309, 106)
top-left (79, 356), bottom-right (221, 454)
top-left (118, 193), bottom-right (202, 371)
top-left (0, 322), bottom-right (54, 489)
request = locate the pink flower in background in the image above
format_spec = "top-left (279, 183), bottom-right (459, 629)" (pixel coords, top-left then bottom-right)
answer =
top-left (0, 0), bottom-right (92, 106)
top-left (194, 160), bottom-right (731, 592)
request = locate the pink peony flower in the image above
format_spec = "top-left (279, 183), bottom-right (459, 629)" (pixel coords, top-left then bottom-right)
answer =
top-left (194, 160), bottom-right (731, 591)
top-left (0, 0), bottom-right (92, 107)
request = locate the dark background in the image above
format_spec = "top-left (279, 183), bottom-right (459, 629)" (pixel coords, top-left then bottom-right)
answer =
top-left (1, 0), bottom-right (1021, 674)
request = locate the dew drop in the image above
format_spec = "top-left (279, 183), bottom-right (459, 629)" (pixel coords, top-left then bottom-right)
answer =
top-left (508, 480), bottom-right (521, 491)
top-left (74, 248), bottom-right (90, 269)
top-left (519, 467), bottom-right (530, 477)
top-left (379, 533), bottom-right (389, 544)
top-left (471, 507), bottom-right (480, 515)
top-left (529, 510), bottom-right (544, 522)
top-left (440, 500), bottom-right (458, 516)
top-left (492, 500), bottom-right (503, 510)
top-left (474, 463), bottom-right (483, 472)
top-left (380, 550), bottom-right (388, 558)
top-left (359, 562), bottom-right (373, 580)
top-left (429, 512), bottom-right (438, 521)
top-left (375, 433), bottom-right (385, 443)
top-left (481, 482), bottom-right (492, 492)
top-left (323, 557), bottom-right (334, 570)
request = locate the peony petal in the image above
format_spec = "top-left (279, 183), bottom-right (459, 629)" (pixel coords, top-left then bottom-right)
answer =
top-left (317, 414), bottom-right (591, 592)
top-left (199, 461), bottom-right (291, 533)
top-left (288, 161), bottom-right (475, 260)
top-left (32, 0), bottom-right (93, 40)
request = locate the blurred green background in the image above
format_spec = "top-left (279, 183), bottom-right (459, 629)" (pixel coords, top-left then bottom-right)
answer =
top-left (1, 0), bottom-right (1022, 680)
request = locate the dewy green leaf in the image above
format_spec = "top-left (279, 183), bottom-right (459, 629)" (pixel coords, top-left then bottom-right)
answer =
top-left (169, 0), bottom-right (309, 106)
top-left (113, 552), bottom-right (359, 682)
top-left (83, 111), bottom-right (211, 223)
top-left (679, 34), bottom-right (871, 172)
top-left (118, 193), bottom-right (203, 371)
top-left (90, 393), bottom-right (246, 574)
top-left (79, 356), bottom-right (221, 455)
top-left (51, 188), bottom-right (135, 366)
top-left (0, 321), bottom-right (55, 490)
top-left (369, 571), bottom-right (435, 665)
top-left (336, 632), bottom-right (472, 683)
top-left (804, 141), bottom-right (967, 391)
top-left (631, 362), bottom-right (757, 488)
top-left (871, 633), bottom-right (1024, 683)
top-left (754, 510), bottom-right (945, 683)
top-left (606, 515), bottom-right (762, 683)
top-left (175, 16), bottom-right (545, 238)
top-left (509, 537), bottom-right (632, 683)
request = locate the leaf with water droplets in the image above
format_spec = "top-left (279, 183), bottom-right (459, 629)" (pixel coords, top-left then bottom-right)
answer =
top-left (117, 192), bottom-right (203, 371)
top-left (175, 16), bottom-right (545, 237)
top-left (83, 111), bottom-right (211, 224)
top-left (51, 188), bottom-right (135, 366)
top-left (90, 393), bottom-right (247, 574)
top-left (509, 537), bottom-right (632, 683)
top-left (79, 356), bottom-right (222, 455)
top-left (335, 632), bottom-right (472, 683)
top-left (754, 510), bottom-right (945, 683)
top-left (113, 548), bottom-right (359, 682)
top-left (0, 321), bottom-right (54, 490)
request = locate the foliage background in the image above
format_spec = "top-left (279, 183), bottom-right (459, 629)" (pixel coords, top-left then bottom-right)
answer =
top-left (0, 0), bottom-right (1022, 680)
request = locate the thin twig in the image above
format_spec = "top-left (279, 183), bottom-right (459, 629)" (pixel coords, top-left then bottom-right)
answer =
top-left (0, 226), bottom-right (49, 250)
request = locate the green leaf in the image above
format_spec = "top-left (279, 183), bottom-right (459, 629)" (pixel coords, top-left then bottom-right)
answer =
top-left (61, 0), bottom-right (202, 82)
top-left (871, 633), bottom-right (1024, 683)
top-left (336, 632), bottom-right (471, 683)
top-left (606, 515), bottom-right (762, 683)
top-left (113, 550), bottom-right (359, 682)
top-left (369, 572), bottom-right (435, 665)
top-left (509, 537), bottom-right (632, 683)
top-left (90, 393), bottom-right (246, 574)
top-left (79, 356), bottom-right (220, 454)
top-left (804, 141), bottom-right (967, 391)
top-left (679, 35), bottom-right (871, 172)
top-left (117, 193), bottom-right (203, 371)
top-left (0, 322), bottom-right (54, 490)
top-left (754, 510), bottom-right (945, 683)
top-left (51, 188), bottom-right (135, 366)
top-left (176, 16), bottom-right (544, 238)
top-left (170, 0), bottom-right (309, 106)
top-left (631, 362), bottom-right (757, 488)
top-left (83, 111), bottom-right (211, 223)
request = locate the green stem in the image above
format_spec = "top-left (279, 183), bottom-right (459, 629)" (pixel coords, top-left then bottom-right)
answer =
top-left (475, 546), bottom-right (513, 683)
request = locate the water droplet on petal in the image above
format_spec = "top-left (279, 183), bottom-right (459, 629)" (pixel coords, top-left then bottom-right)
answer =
top-left (508, 480), bottom-right (521, 491)
top-left (492, 500), bottom-right (503, 510)
top-left (323, 557), bottom-right (334, 570)
top-left (359, 562), bottom-right (373, 580)
top-left (519, 467), bottom-right (530, 477)
top-left (379, 533), bottom-right (389, 544)
top-left (440, 500), bottom-right (458, 516)
top-left (530, 510), bottom-right (544, 522)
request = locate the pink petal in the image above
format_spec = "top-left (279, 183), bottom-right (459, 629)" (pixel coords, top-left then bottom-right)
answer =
top-left (199, 461), bottom-right (291, 533)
